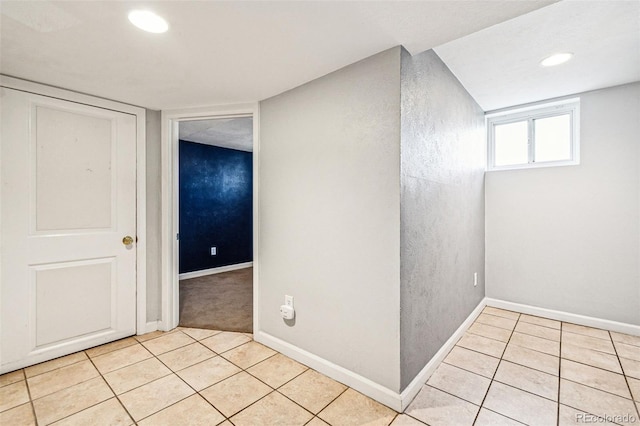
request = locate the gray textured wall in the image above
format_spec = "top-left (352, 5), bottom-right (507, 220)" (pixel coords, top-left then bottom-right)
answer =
top-left (486, 83), bottom-right (640, 325)
top-left (259, 47), bottom-right (402, 391)
top-left (399, 49), bottom-right (486, 390)
top-left (145, 109), bottom-right (162, 322)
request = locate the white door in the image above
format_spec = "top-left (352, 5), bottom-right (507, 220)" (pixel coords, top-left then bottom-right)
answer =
top-left (1, 87), bottom-right (137, 373)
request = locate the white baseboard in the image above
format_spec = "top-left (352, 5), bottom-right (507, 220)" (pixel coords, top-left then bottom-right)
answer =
top-left (179, 262), bottom-right (253, 280)
top-left (485, 298), bottom-right (640, 336)
top-left (255, 299), bottom-right (487, 412)
top-left (399, 297), bottom-right (487, 411)
top-left (255, 297), bottom-right (640, 413)
top-left (255, 331), bottom-right (403, 411)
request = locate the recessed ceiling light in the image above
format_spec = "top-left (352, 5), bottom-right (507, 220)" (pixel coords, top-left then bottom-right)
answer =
top-left (128, 10), bottom-right (168, 33)
top-left (540, 53), bottom-right (573, 67)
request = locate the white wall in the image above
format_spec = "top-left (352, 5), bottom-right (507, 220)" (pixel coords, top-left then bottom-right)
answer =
top-left (486, 83), bottom-right (640, 325)
top-left (259, 47), bottom-right (402, 391)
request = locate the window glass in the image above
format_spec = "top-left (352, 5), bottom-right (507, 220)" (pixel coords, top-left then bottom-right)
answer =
top-left (534, 114), bottom-right (571, 163)
top-left (487, 99), bottom-right (579, 171)
top-left (494, 121), bottom-right (528, 166)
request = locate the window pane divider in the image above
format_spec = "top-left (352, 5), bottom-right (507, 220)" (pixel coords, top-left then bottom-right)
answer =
top-left (528, 118), bottom-right (535, 164)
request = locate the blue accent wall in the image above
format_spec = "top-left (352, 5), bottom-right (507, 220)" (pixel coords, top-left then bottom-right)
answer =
top-left (179, 140), bottom-right (253, 273)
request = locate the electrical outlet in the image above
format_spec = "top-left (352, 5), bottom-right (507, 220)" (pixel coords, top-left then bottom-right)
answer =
top-left (474, 272), bottom-right (478, 287)
top-left (280, 305), bottom-right (295, 320)
top-left (211, 247), bottom-right (217, 256)
top-left (285, 295), bottom-right (294, 308)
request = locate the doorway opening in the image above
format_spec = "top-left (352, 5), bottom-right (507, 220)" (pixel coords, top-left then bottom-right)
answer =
top-left (177, 116), bottom-right (254, 332)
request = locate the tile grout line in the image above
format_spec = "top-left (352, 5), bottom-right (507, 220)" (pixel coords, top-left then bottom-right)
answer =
top-left (562, 328), bottom-right (614, 342)
top-left (402, 411), bottom-right (429, 425)
top-left (146, 338), bottom-right (248, 422)
top-left (3, 330), bottom-right (242, 426)
top-left (91, 350), bottom-right (155, 377)
top-left (26, 354), bottom-right (116, 425)
top-left (559, 401), bottom-right (626, 425)
top-left (557, 321), bottom-right (563, 426)
top-left (102, 330), bottom-right (230, 424)
top-left (147, 332), bottom-right (315, 426)
top-left (419, 384), bottom-right (492, 413)
top-left (206, 346), bottom-right (286, 423)
top-left (225, 360), bottom-right (348, 424)
top-left (208, 363), bottom-right (310, 423)
top-left (218, 347), bottom-right (279, 372)
top-left (136, 368), bottom-right (211, 423)
top-left (559, 324), bottom-right (638, 424)
top-left (555, 332), bottom-right (639, 400)
top-left (445, 344), bottom-right (503, 361)
top-left (149, 333), bottom-right (239, 424)
top-left (478, 311), bottom-right (560, 425)
top-left (517, 319), bottom-right (561, 332)
top-left (23, 355), bottom-right (87, 380)
top-left (216, 373), bottom-right (290, 422)
top-left (21, 368), bottom-right (40, 426)
top-left (560, 375), bottom-right (637, 401)
top-left (479, 407), bottom-right (527, 425)
top-left (310, 386), bottom-right (350, 424)
top-left (385, 413), bottom-right (399, 426)
top-left (559, 356), bottom-right (624, 376)
top-left (183, 331), bottom-right (338, 425)
top-left (85, 349), bottom-right (140, 426)
top-left (36, 351), bottom-right (135, 426)
top-left (243, 361), bottom-right (335, 422)
top-left (465, 328), bottom-right (514, 344)
top-left (607, 329), bottom-right (640, 420)
top-left (502, 337), bottom-right (625, 376)
top-left (441, 359), bottom-right (498, 381)
top-left (472, 325), bottom-right (560, 345)
top-left (200, 335), bottom-right (373, 426)
top-left (272, 388), bottom-right (328, 421)
top-left (471, 309), bottom-right (521, 425)
top-left (460, 332), bottom-right (561, 363)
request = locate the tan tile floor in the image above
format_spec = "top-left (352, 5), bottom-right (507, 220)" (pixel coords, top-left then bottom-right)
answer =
top-left (401, 306), bottom-right (640, 426)
top-left (1, 308), bottom-right (639, 425)
top-left (0, 328), bottom-right (395, 425)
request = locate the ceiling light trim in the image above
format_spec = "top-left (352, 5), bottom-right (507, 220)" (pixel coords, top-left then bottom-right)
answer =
top-left (540, 52), bottom-right (574, 67)
top-left (128, 10), bottom-right (169, 34)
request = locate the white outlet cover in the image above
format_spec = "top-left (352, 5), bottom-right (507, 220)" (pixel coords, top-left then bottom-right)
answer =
top-left (285, 295), bottom-right (294, 307)
top-left (280, 305), bottom-right (295, 320)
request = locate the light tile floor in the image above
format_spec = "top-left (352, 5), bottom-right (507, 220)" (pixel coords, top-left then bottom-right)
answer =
top-left (0, 328), bottom-right (396, 425)
top-left (1, 307), bottom-right (639, 425)
top-left (399, 306), bottom-right (640, 426)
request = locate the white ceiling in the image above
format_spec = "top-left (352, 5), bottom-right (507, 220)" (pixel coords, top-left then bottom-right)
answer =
top-left (0, 0), bottom-right (555, 110)
top-left (180, 118), bottom-right (253, 152)
top-left (435, 0), bottom-right (640, 111)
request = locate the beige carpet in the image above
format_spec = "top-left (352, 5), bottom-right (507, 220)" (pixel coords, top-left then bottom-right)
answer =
top-left (179, 267), bottom-right (253, 332)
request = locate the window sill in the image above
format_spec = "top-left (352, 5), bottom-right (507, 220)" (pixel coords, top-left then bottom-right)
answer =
top-left (486, 160), bottom-right (580, 172)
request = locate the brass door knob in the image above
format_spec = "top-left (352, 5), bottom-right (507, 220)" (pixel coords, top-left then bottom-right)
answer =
top-left (122, 236), bottom-right (134, 245)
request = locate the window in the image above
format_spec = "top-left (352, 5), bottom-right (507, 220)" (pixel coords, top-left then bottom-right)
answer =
top-left (487, 99), bottom-right (580, 171)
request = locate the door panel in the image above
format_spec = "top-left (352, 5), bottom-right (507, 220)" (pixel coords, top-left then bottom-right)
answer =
top-left (33, 259), bottom-right (114, 347)
top-left (1, 87), bottom-right (137, 372)
top-left (35, 105), bottom-right (114, 232)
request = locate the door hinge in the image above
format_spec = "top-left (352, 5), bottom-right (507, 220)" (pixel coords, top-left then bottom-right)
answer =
top-left (176, 233), bottom-right (179, 241)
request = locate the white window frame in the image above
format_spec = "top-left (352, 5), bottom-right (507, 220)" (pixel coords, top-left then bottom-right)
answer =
top-left (486, 98), bottom-right (580, 171)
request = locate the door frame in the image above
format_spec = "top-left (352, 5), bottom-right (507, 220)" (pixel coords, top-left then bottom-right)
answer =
top-left (160, 103), bottom-right (259, 334)
top-left (0, 76), bottom-right (148, 367)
